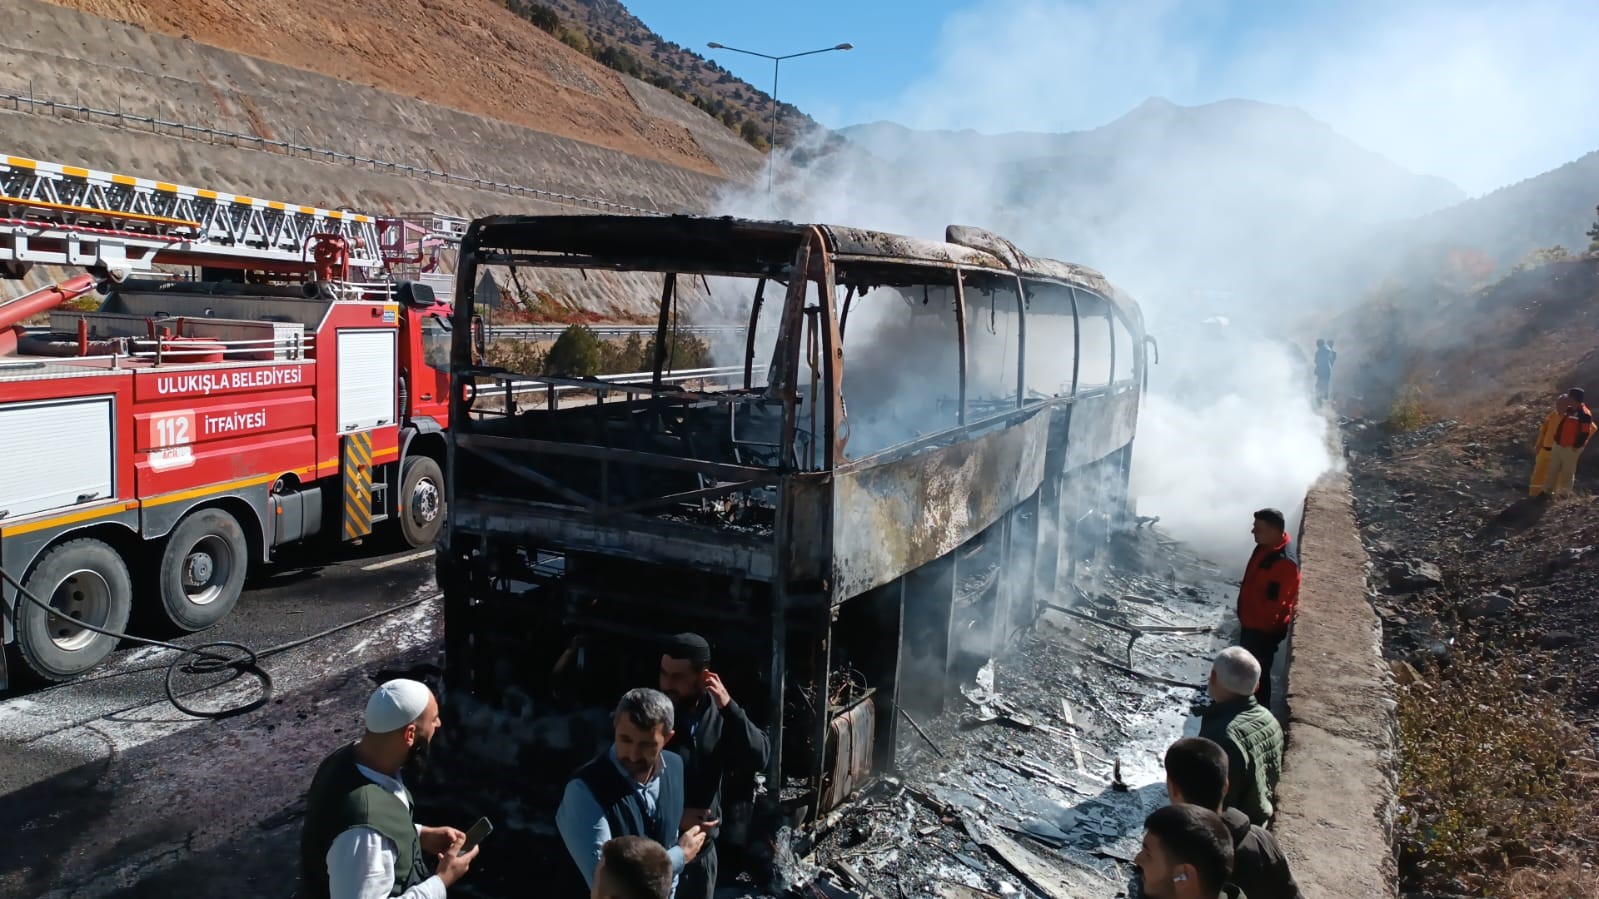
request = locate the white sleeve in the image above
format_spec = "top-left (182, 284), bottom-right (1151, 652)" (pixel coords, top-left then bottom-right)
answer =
top-left (326, 827), bottom-right (446, 899)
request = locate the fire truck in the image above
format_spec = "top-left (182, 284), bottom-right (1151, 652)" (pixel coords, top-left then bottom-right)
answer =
top-left (0, 153), bottom-right (467, 687)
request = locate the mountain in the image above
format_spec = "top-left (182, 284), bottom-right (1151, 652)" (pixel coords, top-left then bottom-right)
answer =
top-left (827, 98), bottom-right (1467, 317)
top-left (1358, 149), bottom-right (1599, 282)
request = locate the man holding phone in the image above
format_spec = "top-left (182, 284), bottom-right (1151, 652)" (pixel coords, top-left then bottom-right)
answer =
top-left (558, 688), bottom-right (714, 897)
top-left (658, 633), bottom-right (771, 899)
top-left (300, 679), bottom-right (480, 899)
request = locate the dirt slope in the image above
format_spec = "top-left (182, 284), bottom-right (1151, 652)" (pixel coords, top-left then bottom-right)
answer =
top-left (42, 0), bottom-right (726, 177)
top-left (1330, 258), bottom-right (1599, 424)
top-left (1332, 256), bottom-right (1599, 895)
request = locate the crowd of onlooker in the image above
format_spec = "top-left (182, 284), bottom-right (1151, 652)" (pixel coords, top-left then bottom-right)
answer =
top-left (295, 508), bottom-right (1306, 899)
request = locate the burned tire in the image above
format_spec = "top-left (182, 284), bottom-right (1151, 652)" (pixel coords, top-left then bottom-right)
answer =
top-left (14, 538), bottom-right (133, 681)
top-left (398, 455), bottom-right (445, 549)
top-left (157, 507), bottom-right (247, 632)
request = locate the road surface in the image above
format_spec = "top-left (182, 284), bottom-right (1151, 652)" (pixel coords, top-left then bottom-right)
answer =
top-left (0, 539), bottom-right (442, 899)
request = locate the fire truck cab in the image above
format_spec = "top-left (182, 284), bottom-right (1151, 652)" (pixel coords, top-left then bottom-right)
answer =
top-left (0, 154), bottom-right (465, 687)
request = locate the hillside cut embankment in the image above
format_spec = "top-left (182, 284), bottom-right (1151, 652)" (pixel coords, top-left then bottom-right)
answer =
top-left (3, 0), bottom-right (765, 315)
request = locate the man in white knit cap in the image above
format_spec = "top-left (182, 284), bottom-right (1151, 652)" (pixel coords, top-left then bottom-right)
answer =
top-left (299, 678), bottom-right (480, 899)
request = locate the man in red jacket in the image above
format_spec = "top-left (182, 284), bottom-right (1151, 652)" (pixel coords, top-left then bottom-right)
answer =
top-left (1236, 508), bottom-right (1300, 708)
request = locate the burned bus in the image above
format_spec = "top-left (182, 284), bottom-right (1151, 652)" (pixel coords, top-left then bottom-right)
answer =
top-left (437, 215), bottom-right (1146, 881)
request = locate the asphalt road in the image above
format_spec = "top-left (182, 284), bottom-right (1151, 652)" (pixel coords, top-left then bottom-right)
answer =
top-left (0, 538), bottom-right (442, 899)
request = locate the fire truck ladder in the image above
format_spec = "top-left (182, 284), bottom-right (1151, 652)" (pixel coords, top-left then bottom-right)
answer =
top-left (0, 153), bottom-right (385, 277)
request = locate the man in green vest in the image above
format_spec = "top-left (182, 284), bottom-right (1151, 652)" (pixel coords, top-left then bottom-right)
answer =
top-left (1198, 647), bottom-right (1284, 826)
top-left (300, 678), bottom-right (480, 899)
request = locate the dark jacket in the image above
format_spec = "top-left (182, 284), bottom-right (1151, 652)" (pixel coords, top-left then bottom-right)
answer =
top-left (667, 695), bottom-right (770, 818)
top-left (1237, 536), bottom-right (1300, 636)
top-left (1200, 696), bottom-right (1284, 825)
top-left (1224, 807), bottom-right (1303, 899)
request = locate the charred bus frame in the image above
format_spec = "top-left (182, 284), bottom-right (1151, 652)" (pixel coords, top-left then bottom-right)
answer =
top-left (439, 215), bottom-right (1146, 840)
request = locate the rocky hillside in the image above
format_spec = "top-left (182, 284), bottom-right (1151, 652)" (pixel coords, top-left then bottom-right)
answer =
top-left (39, 0), bottom-right (760, 180)
top-left (1329, 257), bottom-right (1599, 421)
top-left (1353, 149), bottom-right (1599, 290)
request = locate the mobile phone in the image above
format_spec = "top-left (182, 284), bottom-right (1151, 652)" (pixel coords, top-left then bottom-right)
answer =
top-left (459, 817), bottom-right (493, 855)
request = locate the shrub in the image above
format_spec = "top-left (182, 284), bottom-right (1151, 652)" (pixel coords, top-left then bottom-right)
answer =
top-left (1387, 386), bottom-right (1428, 432)
top-left (739, 119), bottom-right (769, 151)
top-left (644, 332), bottom-right (713, 372)
top-left (484, 339), bottom-right (545, 374)
top-left (511, 2), bottom-right (560, 34)
top-left (545, 324), bottom-right (602, 376)
top-left (1510, 245), bottom-right (1573, 274)
top-left (598, 333), bottom-right (647, 373)
top-left (558, 28), bottom-right (589, 54)
top-left (1396, 640), bottom-right (1597, 895)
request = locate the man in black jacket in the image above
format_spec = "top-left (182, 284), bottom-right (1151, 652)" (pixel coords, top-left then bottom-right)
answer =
top-left (658, 633), bottom-right (771, 899)
top-left (1164, 736), bottom-right (1304, 899)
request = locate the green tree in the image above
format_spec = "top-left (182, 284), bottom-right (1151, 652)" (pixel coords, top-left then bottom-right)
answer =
top-left (740, 119), bottom-right (768, 150)
top-left (558, 28), bottom-right (589, 54)
top-left (1586, 203), bottom-right (1599, 254)
top-left (545, 325), bottom-right (602, 377)
top-left (512, 2), bottom-right (561, 34)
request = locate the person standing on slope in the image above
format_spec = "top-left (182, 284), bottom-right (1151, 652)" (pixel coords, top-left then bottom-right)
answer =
top-left (1540, 387), bottom-right (1594, 498)
top-left (1235, 508), bottom-right (1300, 708)
top-left (1529, 393), bottom-right (1570, 497)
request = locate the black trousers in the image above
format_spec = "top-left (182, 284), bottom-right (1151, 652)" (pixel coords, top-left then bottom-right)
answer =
top-left (1239, 627), bottom-right (1285, 708)
top-left (677, 837), bottom-right (718, 899)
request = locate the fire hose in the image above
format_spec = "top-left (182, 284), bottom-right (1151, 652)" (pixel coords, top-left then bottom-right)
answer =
top-left (0, 564), bottom-right (432, 718)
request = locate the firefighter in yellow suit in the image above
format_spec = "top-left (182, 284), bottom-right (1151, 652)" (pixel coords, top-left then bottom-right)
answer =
top-left (1542, 387), bottom-right (1596, 497)
top-left (1530, 393), bottom-right (1569, 497)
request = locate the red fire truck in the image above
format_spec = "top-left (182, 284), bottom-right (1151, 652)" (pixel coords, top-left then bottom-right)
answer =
top-left (0, 153), bottom-right (466, 686)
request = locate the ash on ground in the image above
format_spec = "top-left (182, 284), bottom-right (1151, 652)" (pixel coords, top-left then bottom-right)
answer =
top-left (428, 527), bottom-right (1244, 899)
top-left (789, 531), bottom-right (1236, 899)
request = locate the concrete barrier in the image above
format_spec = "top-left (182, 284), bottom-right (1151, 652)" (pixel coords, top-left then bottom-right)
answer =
top-left (1275, 468), bottom-right (1398, 897)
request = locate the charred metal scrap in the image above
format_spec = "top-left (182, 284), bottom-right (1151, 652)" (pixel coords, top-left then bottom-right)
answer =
top-left (434, 214), bottom-right (1151, 894)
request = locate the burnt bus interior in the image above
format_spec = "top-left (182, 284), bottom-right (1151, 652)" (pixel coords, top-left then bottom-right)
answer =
top-left (439, 216), bottom-right (1146, 843)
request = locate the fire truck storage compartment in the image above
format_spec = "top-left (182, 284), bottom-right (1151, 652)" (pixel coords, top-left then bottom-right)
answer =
top-left (336, 329), bottom-right (397, 432)
top-left (0, 396), bottom-right (115, 520)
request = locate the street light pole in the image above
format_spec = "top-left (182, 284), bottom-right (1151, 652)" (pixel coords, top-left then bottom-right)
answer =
top-left (707, 41), bottom-right (853, 200)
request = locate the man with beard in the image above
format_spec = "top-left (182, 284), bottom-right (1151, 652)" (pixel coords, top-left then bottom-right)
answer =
top-left (300, 678), bottom-right (480, 899)
top-left (559, 687), bottom-right (713, 896)
top-left (657, 634), bottom-right (770, 899)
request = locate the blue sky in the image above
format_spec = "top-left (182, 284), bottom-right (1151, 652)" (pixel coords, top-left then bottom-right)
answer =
top-left (622, 0), bottom-right (1599, 195)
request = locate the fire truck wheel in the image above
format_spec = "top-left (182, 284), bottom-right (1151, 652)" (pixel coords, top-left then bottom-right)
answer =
top-left (157, 508), bottom-right (248, 632)
top-left (14, 538), bottom-right (134, 682)
top-left (398, 456), bottom-right (446, 549)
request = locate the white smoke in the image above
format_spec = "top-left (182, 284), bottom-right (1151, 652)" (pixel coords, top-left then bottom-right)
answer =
top-left (702, 0), bottom-right (1588, 567)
